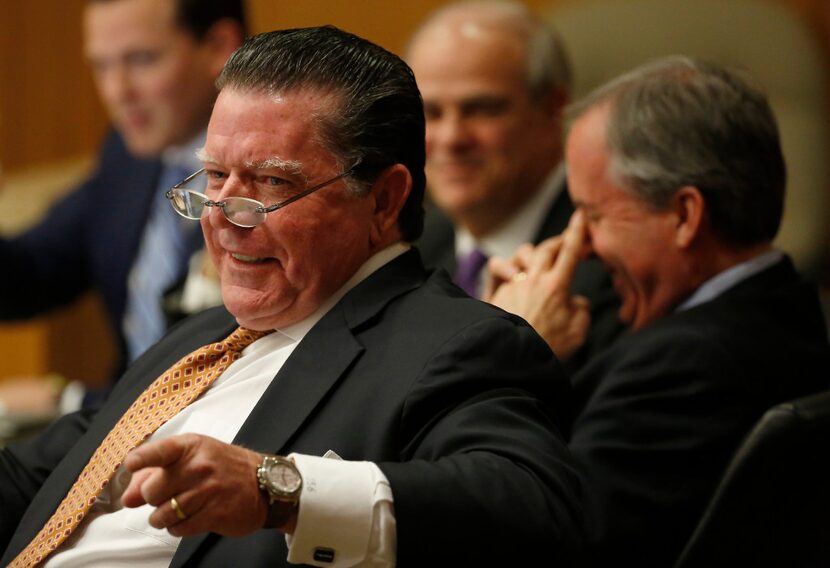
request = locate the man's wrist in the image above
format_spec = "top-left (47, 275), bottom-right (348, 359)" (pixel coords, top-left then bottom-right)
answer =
top-left (256, 454), bottom-right (302, 533)
top-left (263, 500), bottom-right (299, 532)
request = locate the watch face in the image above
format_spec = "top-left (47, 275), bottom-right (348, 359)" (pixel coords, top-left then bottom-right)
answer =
top-left (267, 461), bottom-right (302, 494)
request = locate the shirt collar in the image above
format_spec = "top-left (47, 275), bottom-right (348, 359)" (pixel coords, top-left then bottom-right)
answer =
top-left (677, 249), bottom-right (784, 311)
top-left (277, 242), bottom-right (412, 342)
top-left (455, 164), bottom-right (565, 260)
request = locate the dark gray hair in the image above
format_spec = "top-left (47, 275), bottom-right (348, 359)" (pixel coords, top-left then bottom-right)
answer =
top-left (88, 0), bottom-right (247, 39)
top-left (217, 26), bottom-right (426, 241)
top-left (520, 5), bottom-right (571, 101)
top-left (411, 0), bottom-right (571, 101)
top-left (567, 56), bottom-right (785, 246)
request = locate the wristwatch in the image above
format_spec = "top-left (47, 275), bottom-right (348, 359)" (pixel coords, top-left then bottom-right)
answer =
top-left (257, 455), bottom-right (303, 506)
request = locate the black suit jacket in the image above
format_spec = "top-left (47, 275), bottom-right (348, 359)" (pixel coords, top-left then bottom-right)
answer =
top-left (569, 257), bottom-right (830, 567)
top-left (418, 186), bottom-right (624, 374)
top-left (0, 250), bottom-right (583, 566)
top-left (0, 130), bottom-right (199, 379)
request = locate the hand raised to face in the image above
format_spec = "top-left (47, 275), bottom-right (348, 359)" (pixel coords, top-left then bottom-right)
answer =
top-left (483, 210), bottom-right (592, 361)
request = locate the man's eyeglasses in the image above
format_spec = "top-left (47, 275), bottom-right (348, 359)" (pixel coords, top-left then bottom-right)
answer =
top-left (165, 162), bottom-right (360, 228)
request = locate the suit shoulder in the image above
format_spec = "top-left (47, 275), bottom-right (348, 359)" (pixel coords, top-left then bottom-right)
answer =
top-left (386, 269), bottom-right (546, 348)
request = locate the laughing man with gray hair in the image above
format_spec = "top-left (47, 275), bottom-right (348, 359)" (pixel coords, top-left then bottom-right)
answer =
top-left (488, 55), bottom-right (830, 566)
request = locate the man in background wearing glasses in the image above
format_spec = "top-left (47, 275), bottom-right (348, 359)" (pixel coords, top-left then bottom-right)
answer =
top-left (0, 26), bottom-right (583, 567)
top-left (0, 0), bottom-right (245, 414)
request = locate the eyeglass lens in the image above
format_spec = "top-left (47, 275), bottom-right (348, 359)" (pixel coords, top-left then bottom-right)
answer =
top-left (218, 196), bottom-right (266, 227)
top-left (166, 169), bottom-right (267, 228)
top-left (168, 187), bottom-right (267, 228)
top-left (168, 189), bottom-right (208, 219)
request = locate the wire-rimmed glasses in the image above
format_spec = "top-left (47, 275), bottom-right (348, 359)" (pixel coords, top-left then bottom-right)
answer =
top-left (165, 161), bottom-right (360, 228)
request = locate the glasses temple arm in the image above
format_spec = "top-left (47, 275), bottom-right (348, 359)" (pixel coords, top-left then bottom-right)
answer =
top-left (258, 161), bottom-right (362, 214)
top-left (171, 168), bottom-right (206, 189)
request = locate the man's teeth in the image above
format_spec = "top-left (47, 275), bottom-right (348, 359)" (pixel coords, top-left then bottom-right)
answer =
top-left (231, 253), bottom-right (268, 264)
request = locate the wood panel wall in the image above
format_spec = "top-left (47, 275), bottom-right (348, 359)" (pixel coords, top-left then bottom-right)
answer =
top-left (0, 0), bottom-right (826, 385)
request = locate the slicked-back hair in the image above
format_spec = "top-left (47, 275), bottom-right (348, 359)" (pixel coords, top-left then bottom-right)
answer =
top-left (566, 56), bottom-right (785, 246)
top-left (88, 0), bottom-right (247, 39)
top-left (217, 26), bottom-right (426, 241)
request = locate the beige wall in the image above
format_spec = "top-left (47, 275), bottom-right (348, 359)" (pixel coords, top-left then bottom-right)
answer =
top-left (0, 0), bottom-right (826, 384)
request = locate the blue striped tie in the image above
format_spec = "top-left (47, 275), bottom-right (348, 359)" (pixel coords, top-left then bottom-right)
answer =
top-left (123, 165), bottom-right (201, 361)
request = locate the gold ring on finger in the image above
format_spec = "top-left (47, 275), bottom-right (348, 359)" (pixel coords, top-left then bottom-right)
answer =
top-left (170, 496), bottom-right (187, 521)
top-left (512, 271), bottom-right (528, 282)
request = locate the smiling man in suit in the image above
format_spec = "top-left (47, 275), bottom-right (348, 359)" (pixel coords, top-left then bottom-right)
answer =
top-left (0, 26), bottom-right (583, 567)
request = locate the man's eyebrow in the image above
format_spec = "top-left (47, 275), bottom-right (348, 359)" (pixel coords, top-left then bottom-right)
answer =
top-left (194, 150), bottom-right (305, 178)
top-left (195, 148), bottom-right (214, 163)
top-left (246, 157), bottom-right (304, 175)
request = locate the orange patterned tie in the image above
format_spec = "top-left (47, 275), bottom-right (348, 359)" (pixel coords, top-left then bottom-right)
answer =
top-left (10, 326), bottom-right (270, 567)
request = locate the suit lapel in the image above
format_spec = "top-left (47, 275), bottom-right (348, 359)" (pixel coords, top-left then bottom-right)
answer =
top-left (98, 138), bottom-right (162, 305)
top-left (170, 313), bottom-right (363, 566)
top-left (234, 311), bottom-right (363, 453)
top-left (236, 249), bottom-right (425, 454)
top-left (172, 249), bottom-right (427, 566)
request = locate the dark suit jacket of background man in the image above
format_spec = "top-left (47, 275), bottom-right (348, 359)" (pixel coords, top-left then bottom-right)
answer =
top-left (418, 184), bottom-right (624, 374)
top-left (0, 130), bottom-right (174, 380)
top-left (568, 256), bottom-right (830, 567)
top-left (0, 250), bottom-right (584, 567)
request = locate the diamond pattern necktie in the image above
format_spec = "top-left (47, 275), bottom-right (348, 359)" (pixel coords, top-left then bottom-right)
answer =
top-left (10, 326), bottom-right (271, 568)
top-left (454, 247), bottom-right (489, 298)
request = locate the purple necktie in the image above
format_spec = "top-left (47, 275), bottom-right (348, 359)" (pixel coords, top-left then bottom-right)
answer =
top-left (454, 248), bottom-right (488, 297)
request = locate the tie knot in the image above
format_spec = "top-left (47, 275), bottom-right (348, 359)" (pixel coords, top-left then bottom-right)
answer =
top-left (222, 327), bottom-right (272, 352)
top-left (454, 247), bottom-right (489, 297)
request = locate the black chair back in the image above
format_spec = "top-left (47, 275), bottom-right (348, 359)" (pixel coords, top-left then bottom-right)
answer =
top-left (675, 389), bottom-right (830, 567)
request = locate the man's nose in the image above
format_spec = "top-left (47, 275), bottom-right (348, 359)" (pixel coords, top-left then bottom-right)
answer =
top-left (97, 63), bottom-right (134, 107)
top-left (206, 174), bottom-right (253, 228)
top-left (212, 172), bottom-right (256, 201)
top-left (582, 228), bottom-right (598, 259)
top-left (428, 113), bottom-right (474, 152)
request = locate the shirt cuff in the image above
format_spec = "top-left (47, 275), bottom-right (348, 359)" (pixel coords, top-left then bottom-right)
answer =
top-left (285, 453), bottom-right (393, 567)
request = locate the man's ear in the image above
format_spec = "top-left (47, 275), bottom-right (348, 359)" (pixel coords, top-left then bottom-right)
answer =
top-left (538, 87), bottom-right (570, 126)
top-left (673, 185), bottom-right (706, 249)
top-left (368, 164), bottom-right (412, 245)
top-left (201, 19), bottom-right (245, 76)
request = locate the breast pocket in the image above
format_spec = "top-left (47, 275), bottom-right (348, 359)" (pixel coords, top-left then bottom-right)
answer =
top-left (122, 503), bottom-right (181, 548)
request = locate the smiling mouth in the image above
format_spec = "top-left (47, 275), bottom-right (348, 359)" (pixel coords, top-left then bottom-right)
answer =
top-left (231, 253), bottom-right (271, 264)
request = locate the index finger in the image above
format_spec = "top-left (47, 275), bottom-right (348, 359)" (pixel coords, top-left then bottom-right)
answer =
top-left (550, 210), bottom-right (587, 287)
top-left (124, 435), bottom-right (190, 473)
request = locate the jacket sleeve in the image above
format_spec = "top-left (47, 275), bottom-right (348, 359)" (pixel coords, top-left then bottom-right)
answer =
top-left (0, 407), bottom-right (97, 553)
top-left (378, 314), bottom-right (584, 566)
top-left (0, 173), bottom-right (95, 319)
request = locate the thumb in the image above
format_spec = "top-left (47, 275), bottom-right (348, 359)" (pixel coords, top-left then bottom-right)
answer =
top-left (121, 467), bottom-right (156, 508)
